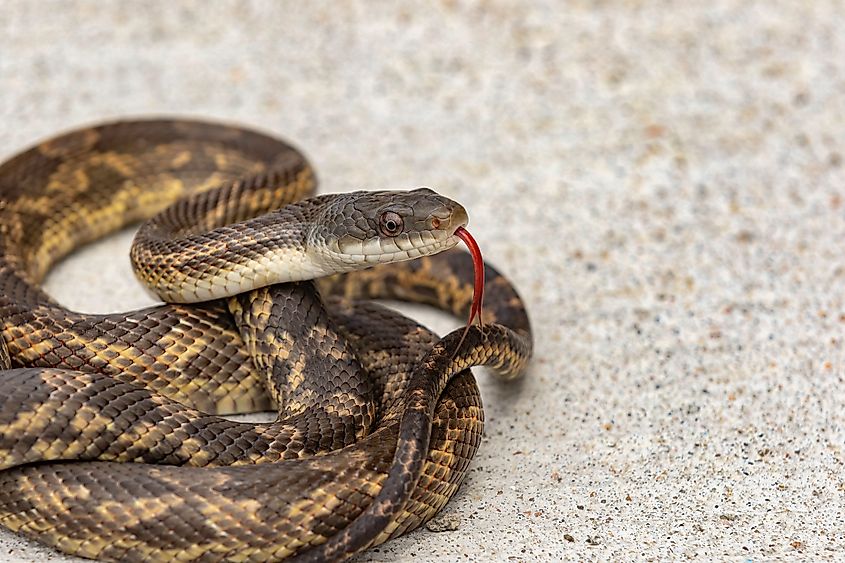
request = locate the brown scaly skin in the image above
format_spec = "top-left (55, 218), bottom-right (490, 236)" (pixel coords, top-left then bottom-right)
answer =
top-left (0, 119), bottom-right (533, 561)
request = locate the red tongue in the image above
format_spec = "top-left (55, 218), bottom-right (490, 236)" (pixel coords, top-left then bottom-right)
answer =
top-left (454, 226), bottom-right (484, 351)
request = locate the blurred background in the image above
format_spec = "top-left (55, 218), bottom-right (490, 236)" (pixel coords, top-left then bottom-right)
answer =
top-left (1, 1), bottom-right (844, 561)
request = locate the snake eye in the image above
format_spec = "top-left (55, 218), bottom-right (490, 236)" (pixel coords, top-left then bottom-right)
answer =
top-left (379, 211), bottom-right (404, 237)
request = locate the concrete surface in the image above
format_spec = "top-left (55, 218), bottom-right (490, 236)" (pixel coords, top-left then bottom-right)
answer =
top-left (1, 1), bottom-right (844, 561)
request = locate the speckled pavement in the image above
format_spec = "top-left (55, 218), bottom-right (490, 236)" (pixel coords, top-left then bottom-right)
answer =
top-left (1, 1), bottom-right (844, 561)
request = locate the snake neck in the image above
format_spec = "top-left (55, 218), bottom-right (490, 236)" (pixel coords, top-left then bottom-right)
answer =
top-left (131, 200), bottom-right (334, 303)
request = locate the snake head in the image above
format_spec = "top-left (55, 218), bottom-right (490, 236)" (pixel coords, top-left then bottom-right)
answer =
top-left (309, 187), bottom-right (469, 269)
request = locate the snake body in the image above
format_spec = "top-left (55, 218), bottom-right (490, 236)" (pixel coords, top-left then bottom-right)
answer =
top-left (0, 120), bottom-right (532, 561)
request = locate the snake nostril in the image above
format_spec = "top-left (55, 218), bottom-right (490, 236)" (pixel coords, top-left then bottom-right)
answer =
top-left (429, 207), bottom-right (456, 229)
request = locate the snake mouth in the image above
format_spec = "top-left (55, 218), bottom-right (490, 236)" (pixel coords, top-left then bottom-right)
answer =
top-left (358, 234), bottom-right (463, 264)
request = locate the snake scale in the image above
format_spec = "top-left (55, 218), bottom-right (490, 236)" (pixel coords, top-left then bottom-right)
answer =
top-left (0, 119), bottom-right (532, 561)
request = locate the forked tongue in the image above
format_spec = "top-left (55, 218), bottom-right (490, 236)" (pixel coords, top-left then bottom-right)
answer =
top-left (453, 226), bottom-right (485, 353)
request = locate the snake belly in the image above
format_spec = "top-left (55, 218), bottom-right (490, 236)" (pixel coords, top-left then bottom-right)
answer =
top-left (0, 119), bottom-right (533, 561)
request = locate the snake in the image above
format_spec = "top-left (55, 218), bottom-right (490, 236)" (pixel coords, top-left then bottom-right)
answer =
top-left (0, 119), bottom-right (532, 561)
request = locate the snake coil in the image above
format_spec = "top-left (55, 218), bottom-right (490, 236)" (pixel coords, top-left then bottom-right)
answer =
top-left (0, 120), bottom-right (532, 562)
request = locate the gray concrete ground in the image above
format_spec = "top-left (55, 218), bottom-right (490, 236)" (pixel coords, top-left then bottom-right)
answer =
top-left (1, 1), bottom-right (844, 561)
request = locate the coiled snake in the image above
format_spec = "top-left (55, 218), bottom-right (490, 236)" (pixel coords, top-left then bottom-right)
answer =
top-left (0, 120), bottom-right (532, 561)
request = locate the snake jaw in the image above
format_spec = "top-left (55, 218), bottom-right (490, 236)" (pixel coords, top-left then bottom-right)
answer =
top-left (453, 226), bottom-right (485, 353)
